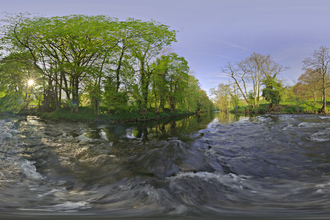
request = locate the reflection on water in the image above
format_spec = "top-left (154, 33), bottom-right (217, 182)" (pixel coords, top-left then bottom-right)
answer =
top-left (83, 112), bottom-right (219, 143)
top-left (2, 112), bottom-right (330, 219)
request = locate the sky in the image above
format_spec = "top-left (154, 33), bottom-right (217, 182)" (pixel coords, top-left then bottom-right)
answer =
top-left (1, 0), bottom-right (330, 95)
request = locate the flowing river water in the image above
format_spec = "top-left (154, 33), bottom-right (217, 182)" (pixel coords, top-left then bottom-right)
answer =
top-left (1, 112), bottom-right (330, 219)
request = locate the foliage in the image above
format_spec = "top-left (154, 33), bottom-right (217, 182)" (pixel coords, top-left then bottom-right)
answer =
top-left (302, 46), bottom-right (330, 113)
top-left (0, 51), bottom-right (40, 112)
top-left (222, 52), bottom-right (289, 111)
top-left (45, 107), bottom-right (96, 120)
top-left (210, 83), bottom-right (231, 111)
top-left (0, 13), bottom-right (214, 117)
top-left (262, 78), bottom-right (282, 106)
top-left (281, 86), bottom-right (296, 103)
top-left (41, 106), bottom-right (196, 121)
top-left (294, 69), bottom-right (324, 101)
top-left (103, 83), bottom-right (129, 114)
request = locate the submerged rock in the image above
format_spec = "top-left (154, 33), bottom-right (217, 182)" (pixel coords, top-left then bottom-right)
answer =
top-left (127, 140), bottom-right (213, 179)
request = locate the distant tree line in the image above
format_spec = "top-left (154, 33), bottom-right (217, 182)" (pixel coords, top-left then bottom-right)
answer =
top-left (0, 13), bottom-right (214, 115)
top-left (211, 52), bottom-right (289, 112)
top-left (212, 46), bottom-right (330, 114)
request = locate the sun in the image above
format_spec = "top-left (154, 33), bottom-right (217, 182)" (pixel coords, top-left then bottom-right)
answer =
top-left (28, 79), bottom-right (34, 86)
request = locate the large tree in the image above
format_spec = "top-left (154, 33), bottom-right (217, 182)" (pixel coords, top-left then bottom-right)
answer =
top-left (0, 52), bottom-right (40, 112)
top-left (303, 46), bottom-right (330, 113)
top-left (154, 53), bottom-right (189, 113)
top-left (295, 69), bottom-right (323, 101)
top-left (237, 52), bottom-right (264, 109)
top-left (1, 14), bottom-right (121, 113)
top-left (1, 13), bottom-right (213, 116)
top-left (127, 20), bottom-right (176, 114)
top-left (222, 53), bottom-right (288, 112)
top-left (222, 62), bottom-right (250, 110)
top-left (210, 83), bottom-right (230, 112)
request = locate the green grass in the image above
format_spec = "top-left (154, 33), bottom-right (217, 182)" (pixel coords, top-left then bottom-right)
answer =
top-left (233, 103), bottom-right (268, 112)
top-left (40, 106), bottom-right (195, 121)
top-left (230, 101), bottom-right (329, 114)
top-left (42, 107), bottom-right (96, 120)
top-left (281, 101), bottom-right (325, 113)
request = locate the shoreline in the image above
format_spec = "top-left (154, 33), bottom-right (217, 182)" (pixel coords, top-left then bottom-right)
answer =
top-left (2, 110), bottom-right (208, 123)
top-left (229, 110), bottom-right (329, 115)
top-left (3, 109), bottom-right (327, 123)
top-left (43, 112), bottom-right (197, 123)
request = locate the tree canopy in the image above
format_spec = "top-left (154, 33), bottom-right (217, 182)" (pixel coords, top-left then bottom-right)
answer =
top-left (0, 13), bottom-right (214, 115)
top-left (218, 52), bottom-right (288, 112)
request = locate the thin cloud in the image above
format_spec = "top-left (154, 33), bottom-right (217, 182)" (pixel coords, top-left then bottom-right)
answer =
top-left (206, 79), bottom-right (226, 82)
top-left (222, 41), bottom-right (248, 50)
top-left (208, 76), bottom-right (227, 78)
top-left (190, 52), bottom-right (231, 59)
top-left (206, 72), bottom-right (228, 77)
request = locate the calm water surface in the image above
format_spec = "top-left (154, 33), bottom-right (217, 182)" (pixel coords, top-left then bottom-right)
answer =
top-left (1, 112), bottom-right (330, 219)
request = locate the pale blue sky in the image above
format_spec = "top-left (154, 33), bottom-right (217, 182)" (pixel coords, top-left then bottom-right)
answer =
top-left (1, 0), bottom-right (330, 95)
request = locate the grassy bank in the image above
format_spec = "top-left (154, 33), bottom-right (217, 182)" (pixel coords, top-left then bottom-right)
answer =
top-left (39, 107), bottom-right (197, 122)
top-left (230, 101), bottom-right (330, 114)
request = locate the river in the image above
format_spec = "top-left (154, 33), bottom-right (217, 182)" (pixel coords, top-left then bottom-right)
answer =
top-left (1, 112), bottom-right (330, 219)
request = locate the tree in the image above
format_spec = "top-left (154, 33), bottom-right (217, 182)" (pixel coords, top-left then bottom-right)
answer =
top-left (183, 74), bottom-right (201, 112)
top-left (302, 46), bottom-right (330, 113)
top-left (222, 62), bottom-right (253, 111)
top-left (281, 85), bottom-right (295, 103)
top-left (210, 83), bottom-right (231, 112)
top-left (151, 54), bottom-right (171, 114)
top-left (229, 82), bottom-right (240, 112)
top-left (102, 19), bottom-right (144, 114)
top-left (197, 89), bottom-right (214, 112)
top-left (0, 52), bottom-right (40, 112)
top-left (1, 13), bottom-right (209, 116)
top-left (164, 54), bottom-right (189, 112)
top-left (237, 52), bottom-right (264, 110)
top-left (1, 14), bottom-right (121, 113)
top-left (262, 77), bottom-right (282, 107)
top-left (127, 19), bottom-right (176, 114)
top-left (295, 69), bottom-right (323, 101)
top-left (223, 53), bottom-right (288, 112)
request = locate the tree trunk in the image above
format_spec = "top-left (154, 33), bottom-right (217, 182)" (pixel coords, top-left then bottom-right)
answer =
top-left (71, 76), bottom-right (79, 114)
top-left (154, 93), bottom-right (159, 115)
top-left (139, 62), bottom-right (148, 115)
top-left (55, 73), bottom-right (62, 111)
top-left (140, 74), bottom-right (150, 115)
top-left (159, 70), bottom-right (167, 112)
top-left (58, 73), bottom-right (62, 110)
top-left (97, 99), bottom-right (100, 116)
top-left (62, 72), bottom-right (71, 101)
top-left (254, 95), bottom-right (257, 113)
top-left (116, 45), bottom-right (125, 93)
top-left (92, 97), bottom-right (100, 116)
top-left (55, 85), bottom-right (59, 110)
top-left (322, 73), bottom-right (327, 113)
top-left (74, 77), bottom-right (79, 113)
top-left (70, 77), bottom-right (74, 114)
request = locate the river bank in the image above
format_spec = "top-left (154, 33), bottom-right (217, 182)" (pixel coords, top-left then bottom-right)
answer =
top-left (7, 107), bottom-right (206, 123)
top-left (229, 102), bottom-right (330, 115)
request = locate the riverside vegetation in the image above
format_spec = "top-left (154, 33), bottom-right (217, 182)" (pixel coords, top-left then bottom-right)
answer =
top-left (0, 13), bottom-right (214, 121)
top-left (2, 13), bottom-right (330, 220)
top-left (211, 47), bottom-right (330, 115)
top-left (1, 13), bottom-right (330, 120)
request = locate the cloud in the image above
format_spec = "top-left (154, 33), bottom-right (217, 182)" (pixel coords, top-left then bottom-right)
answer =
top-left (205, 72), bottom-right (228, 77)
top-left (206, 79), bottom-right (225, 82)
top-left (190, 52), bottom-right (231, 59)
top-left (208, 76), bottom-right (227, 78)
top-left (222, 41), bottom-right (248, 50)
